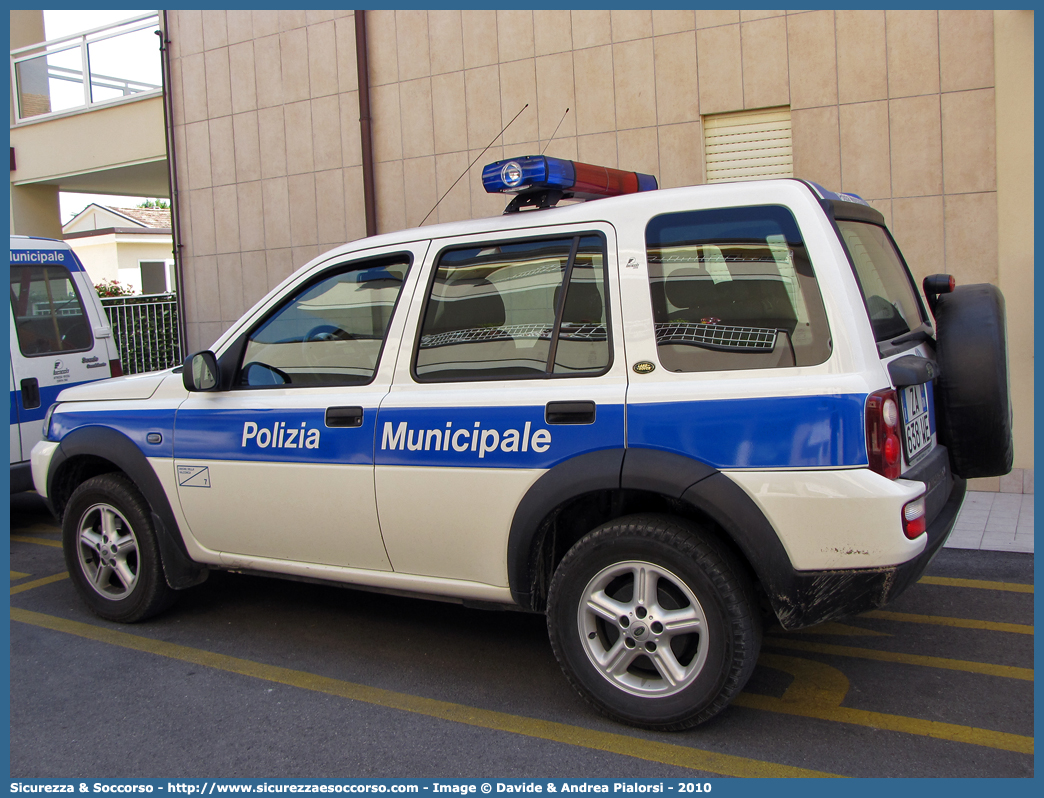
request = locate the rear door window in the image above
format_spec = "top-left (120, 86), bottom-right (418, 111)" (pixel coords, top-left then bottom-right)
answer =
top-left (645, 205), bottom-right (831, 372)
top-left (414, 234), bottom-right (610, 381)
top-left (10, 263), bottom-right (93, 356)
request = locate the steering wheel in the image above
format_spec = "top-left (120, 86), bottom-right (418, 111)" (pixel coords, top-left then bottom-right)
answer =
top-left (305, 324), bottom-right (354, 342)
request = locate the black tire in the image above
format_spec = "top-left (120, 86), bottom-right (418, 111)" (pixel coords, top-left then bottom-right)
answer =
top-left (933, 284), bottom-right (1013, 478)
top-left (62, 474), bottom-right (177, 623)
top-left (546, 514), bottom-right (761, 730)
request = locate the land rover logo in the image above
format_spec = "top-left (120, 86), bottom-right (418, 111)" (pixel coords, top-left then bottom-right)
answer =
top-left (632, 361), bottom-right (655, 374)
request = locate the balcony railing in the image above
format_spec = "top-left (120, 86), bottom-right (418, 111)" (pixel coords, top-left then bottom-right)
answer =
top-left (11, 13), bottom-right (161, 123)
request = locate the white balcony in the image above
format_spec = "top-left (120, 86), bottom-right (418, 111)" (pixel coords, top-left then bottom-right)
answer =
top-left (10, 12), bottom-right (161, 125)
top-left (9, 12), bottom-right (168, 202)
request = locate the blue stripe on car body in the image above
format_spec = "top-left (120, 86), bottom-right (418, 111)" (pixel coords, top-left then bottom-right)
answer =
top-left (374, 404), bottom-right (625, 469)
top-left (46, 397), bottom-right (867, 471)
top-left (173, 408), bottom-right (371, 465)
top-left (627, 394), bottom-right (869, 469)
top-left (49, 408), bottom-right (177, 458)
top-left (48, 405), bottom-right (627, 470)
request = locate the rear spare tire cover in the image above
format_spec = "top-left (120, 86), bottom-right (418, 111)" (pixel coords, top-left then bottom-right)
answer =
top-left (933, 284), bottom-right (1013, 479)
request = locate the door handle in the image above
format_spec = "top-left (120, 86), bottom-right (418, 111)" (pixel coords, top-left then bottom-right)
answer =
top-left (325, 406), bottom-right (363, 427)
top-left (20, 378), bottom-right (40, 410)
top-left (545, 401), bottom-right (596, 425)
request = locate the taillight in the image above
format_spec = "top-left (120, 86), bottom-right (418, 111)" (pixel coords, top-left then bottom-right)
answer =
top-left (109, 359), bottom-right (124, 378)
top-left (866, 389), bottom-right (902, 479)
top-left (903, 496), bottom-right (927, 539)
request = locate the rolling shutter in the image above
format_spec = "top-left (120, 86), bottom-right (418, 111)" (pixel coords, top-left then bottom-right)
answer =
top-left (703, 107), bottom-right (793, 183)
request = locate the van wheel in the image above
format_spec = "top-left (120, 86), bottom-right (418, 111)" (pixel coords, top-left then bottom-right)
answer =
top-left (933, 284), bottom-right (1013, 478)
top-left (62, 474), bottom-right (177, 623)
top-left (546, 514), bottom-right (761, 730)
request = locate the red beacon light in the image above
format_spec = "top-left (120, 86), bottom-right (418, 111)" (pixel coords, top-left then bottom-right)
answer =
top-left (482, 155), bottom-right (657, 213)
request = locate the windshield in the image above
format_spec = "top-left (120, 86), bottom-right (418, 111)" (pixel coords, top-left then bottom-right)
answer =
top-left (836, 220), bottom-right (925, 345)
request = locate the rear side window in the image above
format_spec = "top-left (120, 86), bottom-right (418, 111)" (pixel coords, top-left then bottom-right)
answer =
top-left (645, 205), bottom-right (831, 372)
top-left (415, 234), bottom-right (610, 381)
top-left (10, 263), bottom-right (93, 356)
top-left (836, 220), bottom-right (925, 344)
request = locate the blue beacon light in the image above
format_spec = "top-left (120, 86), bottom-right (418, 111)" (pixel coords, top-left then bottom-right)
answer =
top-left (482, 155), bottom-right (657, 202)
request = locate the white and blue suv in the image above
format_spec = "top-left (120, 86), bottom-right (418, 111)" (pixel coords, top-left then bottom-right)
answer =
top-left (31, 158), bottom-right (1012, 730)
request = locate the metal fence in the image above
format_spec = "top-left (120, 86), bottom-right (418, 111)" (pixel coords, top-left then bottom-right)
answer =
top-left (100, 293), bottom-right (182, 375)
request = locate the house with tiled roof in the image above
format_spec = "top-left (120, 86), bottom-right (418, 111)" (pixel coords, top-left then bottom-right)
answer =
top-left (62, 203), bottom-right (175, 295)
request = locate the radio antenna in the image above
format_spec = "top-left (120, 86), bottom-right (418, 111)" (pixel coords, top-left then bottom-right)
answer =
top-left (418, 103), bottom-right (529, 227)
top-left (541, 107), bottom-right (570, 155)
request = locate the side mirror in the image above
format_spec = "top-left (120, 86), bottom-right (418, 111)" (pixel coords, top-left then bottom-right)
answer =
top-left (183, 351), bottom-right (221, 392)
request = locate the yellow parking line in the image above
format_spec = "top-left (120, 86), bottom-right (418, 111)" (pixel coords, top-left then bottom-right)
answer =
top-left (764, 636), bottom-right (1033, 681)
top-left (10, 608), bottom-right (840, 778)
top-left (919, 576), bottom-right (1033, 594)
top-left (15, 523), bottom-right (60, 534)
top-left (11, 573), bottom-right (69, 595)
top-left (736, 653), bottom-right (1033, 755)
top-left (782, 621), bottom-right (890, 637)
top-left (11, 535), bottom-right (62, 549)
top-left (11, 571), bottom-right (31, 580)
top-left (861, 609), bottom-right (1033, 635)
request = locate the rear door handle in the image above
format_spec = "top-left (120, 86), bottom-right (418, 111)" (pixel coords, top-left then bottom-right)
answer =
top-left (325, 406), bottom-right (363, 428)
top-left (545, 401), bottom-right (596, 425)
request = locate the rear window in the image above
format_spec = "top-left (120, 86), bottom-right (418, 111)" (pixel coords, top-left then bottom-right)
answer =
top-left (835, 220), bottom-right (925, 344)
top-left (645, 205), bottom-right (831, 372)
top-left (10, 263), bottom-right (93, 356)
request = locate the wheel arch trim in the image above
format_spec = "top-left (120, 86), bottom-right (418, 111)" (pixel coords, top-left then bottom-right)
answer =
top-left (506, 446), bottom-right (796, 612)
top-left (48, 425), bottom-right (207, 589)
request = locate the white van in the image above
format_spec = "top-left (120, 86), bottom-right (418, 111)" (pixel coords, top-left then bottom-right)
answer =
top-left (10, 235), bottom-right (120, 492)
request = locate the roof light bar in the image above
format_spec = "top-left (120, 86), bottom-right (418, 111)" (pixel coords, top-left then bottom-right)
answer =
top-left (482, 155), bottom-right (658, 201)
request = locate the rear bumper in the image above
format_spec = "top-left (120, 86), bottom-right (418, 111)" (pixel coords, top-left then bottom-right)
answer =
top-left (770, 445), bottom-right (965, 629)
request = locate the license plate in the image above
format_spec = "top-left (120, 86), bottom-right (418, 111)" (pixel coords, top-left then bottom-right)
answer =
top-left (901, 383), bottom-right (933, 462)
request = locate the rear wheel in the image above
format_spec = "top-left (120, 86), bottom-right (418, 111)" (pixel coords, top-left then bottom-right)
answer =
top-left (62, 474), bottom-right (177, 622)
top-left (547, 514), bottom-right (760, 730)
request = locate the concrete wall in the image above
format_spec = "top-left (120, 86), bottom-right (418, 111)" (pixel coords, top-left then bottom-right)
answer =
top-left (9, 9), bottom-right (59, 237)
top-left (165, 9), bottom-right (1034, 480)
top-left (9, 96), bottom-right (167, 189)
top-left (166, 10), bottom-right (365, 349)
top-left (9, 10), bottom-right (169, 234)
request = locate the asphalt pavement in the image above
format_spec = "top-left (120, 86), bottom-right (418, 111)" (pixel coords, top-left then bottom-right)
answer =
top-left (8, 489), bottom-right (1034, 778)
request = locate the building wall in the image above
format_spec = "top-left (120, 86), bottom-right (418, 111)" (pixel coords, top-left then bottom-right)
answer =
top-left (166, 10), bottom-right (366, 350)
top-left (166, 9), bottom-right (1033, 478)
top-left (9, 13), bottom-right (60, 239)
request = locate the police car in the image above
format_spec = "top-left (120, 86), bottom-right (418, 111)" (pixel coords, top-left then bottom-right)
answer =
top-left (31, 157), bottom-right (1012, 731)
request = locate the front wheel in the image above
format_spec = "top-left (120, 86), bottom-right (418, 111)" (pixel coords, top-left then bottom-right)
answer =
top-left (62, 474), bottom-right (177, 623)
top-left (546, 514), bottom-right (761, 730)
